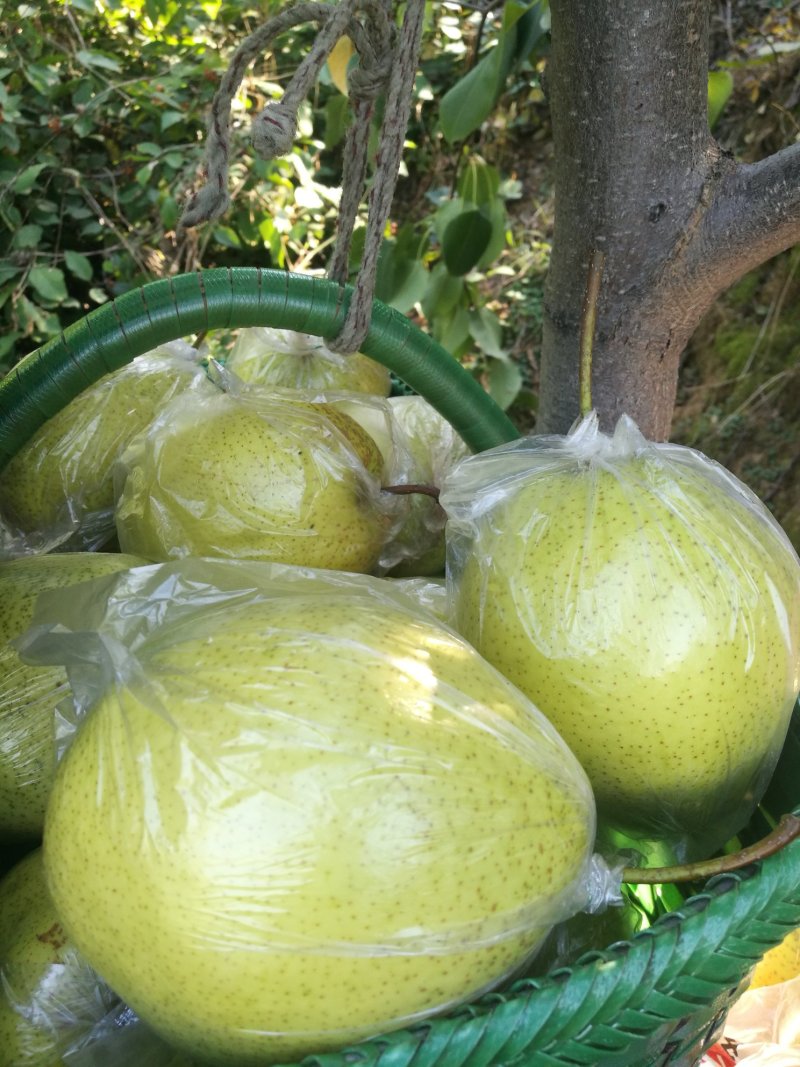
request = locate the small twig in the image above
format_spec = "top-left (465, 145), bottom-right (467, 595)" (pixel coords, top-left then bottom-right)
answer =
top-left (578, 249), bottom-right (605, 415)
top-left (382, 483), bottom-right (441, 500)
top-left (623, 813), bottom-right (800, 884)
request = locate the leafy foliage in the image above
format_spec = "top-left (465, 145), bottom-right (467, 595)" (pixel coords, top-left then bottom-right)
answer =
top-left (0, 0), bottom-right (552, 410)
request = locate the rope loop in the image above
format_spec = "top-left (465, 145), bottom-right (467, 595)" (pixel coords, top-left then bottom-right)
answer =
top-left (179, 0), bottom-right (426, 357)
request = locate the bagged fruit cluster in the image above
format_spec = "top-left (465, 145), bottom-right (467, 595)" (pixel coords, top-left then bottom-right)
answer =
top-left (11, 559), bottom-right (608, 1066)
top-left (0, 343), bottom-right (208, 559)
top-left (442, 412), bottom-right (800, 862)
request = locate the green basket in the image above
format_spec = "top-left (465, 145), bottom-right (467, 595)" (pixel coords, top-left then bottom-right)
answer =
top-left (1, 268), bottom-right (798, 1067)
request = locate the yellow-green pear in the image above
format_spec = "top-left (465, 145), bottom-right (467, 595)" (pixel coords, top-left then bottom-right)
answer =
top-left (115, 390), bottom-right (391, 572)
top-left (0, 552), bottom-right (146, 837)
top-left (443, 414), bottom-right (800, 857)
top-left (44, 589), bottom-right (594, 1065)
top-left (0, 849), bottom-right (118, 1066)
top-left (749, 927), bottom-right (800, 989)
top-left (0, 347), bottom-right (207, 547)
top-left (224, 327), bottom-right (391, 397)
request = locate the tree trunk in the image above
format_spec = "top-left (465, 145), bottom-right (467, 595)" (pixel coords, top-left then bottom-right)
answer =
top-left (538, 0), bottom-right (800, 440)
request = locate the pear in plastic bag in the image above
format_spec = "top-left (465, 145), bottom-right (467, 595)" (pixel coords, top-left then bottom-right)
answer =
top-left (442, 413), bottom-right (800, 861)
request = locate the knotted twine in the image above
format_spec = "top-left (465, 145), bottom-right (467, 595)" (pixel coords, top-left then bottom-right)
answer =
top-left (179, 0), bottom-right (426, 355)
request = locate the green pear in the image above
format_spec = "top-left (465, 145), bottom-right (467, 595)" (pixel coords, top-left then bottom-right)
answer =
top-left (0, 552), bottom-right (146, 838)
top-left (115, 390), bottom-right (391, 572)
top-left (44, 587), bottom-right (594, 1065)
top-left (444, 414), bottom-right (800, 857)
top-left (0, 347), bottom-right (206, 547)
top-left (224, 327), bottom-right (391, 397)
top-left (0, 849), bottom-right (118, 1066)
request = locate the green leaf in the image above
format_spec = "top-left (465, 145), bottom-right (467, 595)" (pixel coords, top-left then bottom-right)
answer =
top-left (421, 263), bottom-right (464, 319)
top-left (374, 238), bottom-right (429, 314)
top-left (88, 287), bottom-right (109, 304)
top-left (477, 197), bottom-right (510, 268)
top-left (708, 70), bottom-right (734, 129)
top-left (439, 2), bottom-right (535, 143)
top-left (324, 94), bottom-right (350, 150)
top-left (64, 250), bottom-right (93, 281)
top-left (28, 266), bottom-right (67, 303)
top-left (435, 305), bottom-right (471, 355)
top-left (469, 307), bottom-right (507, 359)
top-left (458, 160), bottom-right (501, 206)
top-left (160, 110), bottom-right (185, 132)
top-left (24, 63), bottom-right (60, 96)
top-left (13, 164), bottom-right (47, 193)
top-left (12, 224), bottom-right (43, 249)
top-left (487, 358), bottom-right (523, 410)
top-left (442, 210), bottom-right (493, 276)
top-left (160, 196), bottom-right (179, 230)
top-left (0, 266), bottom-right (21, 285)
top-left (0, 330), bottom-right (20, 360)
top-left (76, 49), bottom-right (123, 73)
top-left (440, 53), bottom-right (503, 143)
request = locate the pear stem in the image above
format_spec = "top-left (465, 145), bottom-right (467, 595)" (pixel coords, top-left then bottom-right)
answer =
top-left (622, 813), bottom-right (800, 884)
top-left (382, 483), bottom-right (441, 500)
top-left (578, 250), bottom-right (605, 416)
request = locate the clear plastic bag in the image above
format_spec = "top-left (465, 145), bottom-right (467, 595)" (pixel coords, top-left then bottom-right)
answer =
top-left (21, 559), bottom-right (602, 1065)
top-left (379, 396), bottom-right (470, 577)
top-left (713, 973), bottom-right (800, 1065)
top-left (224, 326), bottom-right (391, 397)
top-left (0, 343), bottom-right (208, 559)
top-left (0, 552), bottom-right (146, 838)
top-left (113, 380), bottom-right (395, 573)
top-left (441, 412), bottom-right (800, 861)
top-left (0, 848), bottom-right (120, 1066)
top-left (64, 1004), bottom-right (196, 1066)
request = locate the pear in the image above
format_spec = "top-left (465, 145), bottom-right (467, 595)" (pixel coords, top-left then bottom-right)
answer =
top-left (43, 583), bottom-right (594, 1065)
top-left (0, 849), bottom-right (118, 1066)
top-left (749, 927), bottom-right (800, 989)
top-left (115, 390), bottom-right (391, 572)
top-left (224, 327), bottom-right (391, 397)
top-left (443, 414), bottom-right (800, 857)
top-left (0, 552), bottom-right (146, 837)
top-left (0, 346), bottom-right (206, 550)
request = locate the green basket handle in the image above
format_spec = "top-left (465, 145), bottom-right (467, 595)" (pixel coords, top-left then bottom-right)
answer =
top-left (0, 268), bottom-right (520, 472)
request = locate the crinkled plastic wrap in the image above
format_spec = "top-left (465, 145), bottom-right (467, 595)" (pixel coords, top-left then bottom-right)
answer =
top-left (441, 413), bottom-right (800, 861)
top-left (0, 552), bottom-right (146, 838)
top-left (379, 396), bottom-right (470, 577)
top-left (719, 973), bottom-right (800, 1065)
top-left (224, 326), bottom-right (391, 397)
top-left (0, 343), bottom-right (207, 559)
top-left (0, 848), bottom-right (120, 1066)
top-left (22, 559), bottom-right (601, 1065)
top-left (64, 1004), bottom-right (196, 1066)
top-left (113, 380), bottom-right (396, 573)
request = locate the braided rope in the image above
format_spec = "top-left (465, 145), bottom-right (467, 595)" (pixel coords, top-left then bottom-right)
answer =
top-left (180, 0), bottom-right (426, 355)
top-left (179, 1), bottom-right (394, 230)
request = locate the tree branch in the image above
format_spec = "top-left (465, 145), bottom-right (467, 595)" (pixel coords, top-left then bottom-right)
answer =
top-left (685, 141), bottom-right (800, 302)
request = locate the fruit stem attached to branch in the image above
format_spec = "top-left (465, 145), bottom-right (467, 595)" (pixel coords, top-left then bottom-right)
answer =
top-left (578, 250), bottom-right (605, 417)
top-left (622, 813), bottom-right (800, 884)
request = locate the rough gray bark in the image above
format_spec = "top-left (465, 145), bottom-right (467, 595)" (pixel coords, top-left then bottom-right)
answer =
top-left (538, 0), bottom-right (800, 440)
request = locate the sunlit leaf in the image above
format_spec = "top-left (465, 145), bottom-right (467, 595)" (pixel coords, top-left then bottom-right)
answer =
top-left (708, 69), bottom-right (734, 129)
